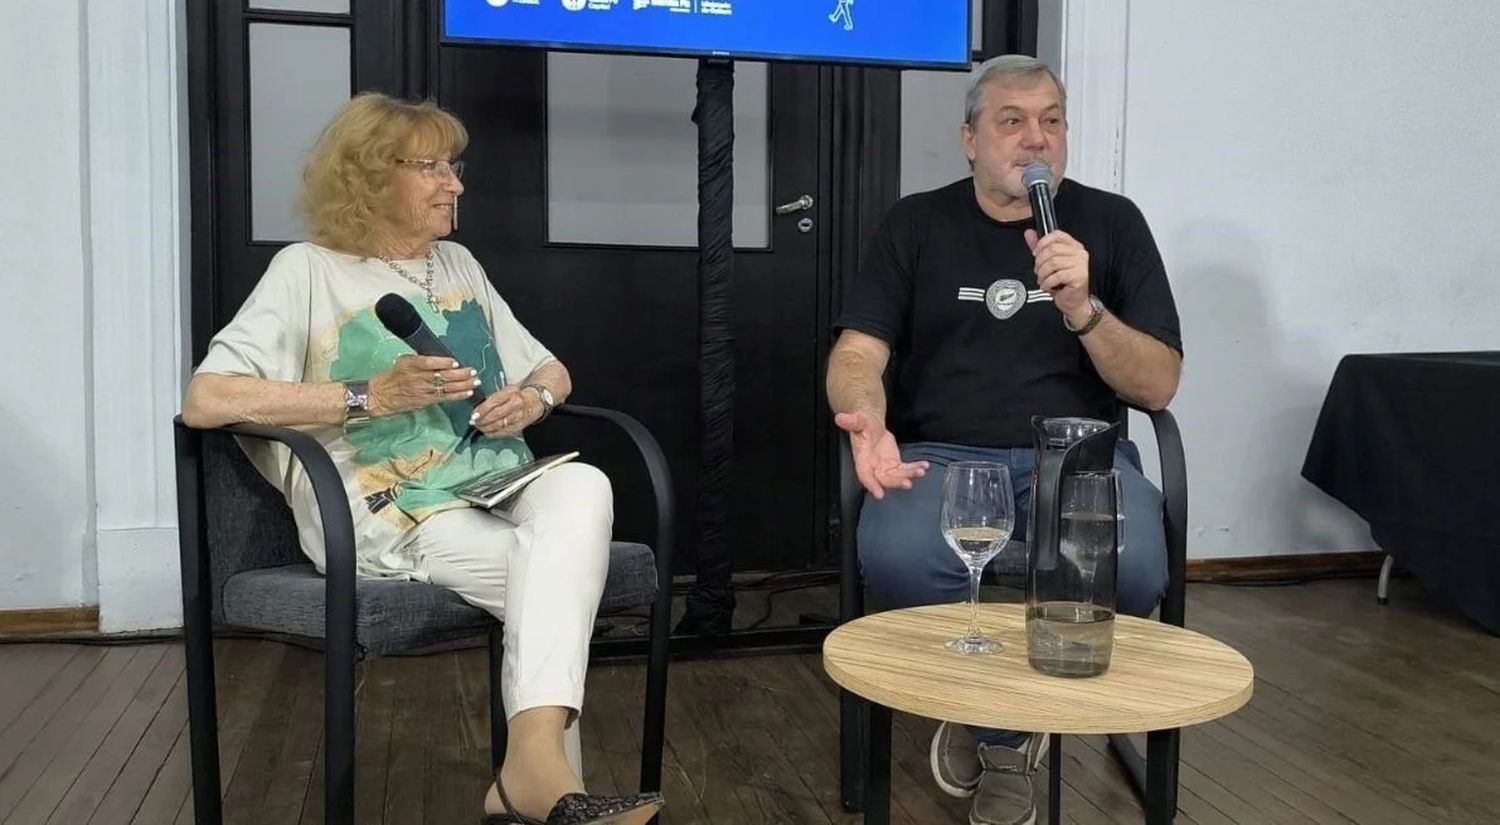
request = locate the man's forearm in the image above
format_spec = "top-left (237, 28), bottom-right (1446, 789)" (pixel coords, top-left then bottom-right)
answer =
top-left (1077, 311), bottom-right (1181, 410)
top-left (826, 349), bottom-right (887, 420)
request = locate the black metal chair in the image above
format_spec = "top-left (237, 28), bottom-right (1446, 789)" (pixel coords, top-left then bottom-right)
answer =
top-left (835, 403), bottom-right (1188, 821)
top-left (173, 404), bottom-right (674, 825)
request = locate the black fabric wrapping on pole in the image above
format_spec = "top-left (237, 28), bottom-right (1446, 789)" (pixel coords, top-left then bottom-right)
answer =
top-left (679, 59), bottom-right (737, 635)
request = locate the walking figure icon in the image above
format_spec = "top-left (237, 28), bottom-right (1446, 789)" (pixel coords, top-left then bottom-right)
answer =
top-left (828, 0), bottom-right (854, 31)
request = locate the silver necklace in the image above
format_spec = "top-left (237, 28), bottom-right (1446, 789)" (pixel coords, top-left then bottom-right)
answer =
top-left (377, 248), bottom-right (437, 311)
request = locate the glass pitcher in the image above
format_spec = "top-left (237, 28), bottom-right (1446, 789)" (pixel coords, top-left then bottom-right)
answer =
top-left (1025, 417), bottom-right (1124, 677)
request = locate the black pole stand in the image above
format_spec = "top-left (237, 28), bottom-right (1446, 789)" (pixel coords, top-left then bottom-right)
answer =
top-left (668, 59), bottom-right (838, 655)
top-left (675, 58), bottom-right (740, 638)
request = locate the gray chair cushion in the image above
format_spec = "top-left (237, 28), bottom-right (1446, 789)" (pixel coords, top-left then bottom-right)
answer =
top-left (595, 542), bottom-right (660, 614)
top-left (221, 541), bottom-right (658, 656)
top-left (202, 432), bottom-right (304, 621)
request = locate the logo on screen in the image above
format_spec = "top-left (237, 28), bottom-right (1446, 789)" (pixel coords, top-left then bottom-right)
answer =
top-left (828, 0), bottom-right (855, 30)
top-left (562, 0), bottom-right (586, 9)
top-left (487, 0), bottom-right (508, 6)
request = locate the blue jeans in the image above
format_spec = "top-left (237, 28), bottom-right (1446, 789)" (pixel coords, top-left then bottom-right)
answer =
top-left (856, 440), bottom-right (1169, 746)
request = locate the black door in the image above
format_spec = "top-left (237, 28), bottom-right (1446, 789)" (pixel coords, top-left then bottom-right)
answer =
top-left (190, 0), bottom-right (411, 359)
top-left (433, 45), bottom-right (830, 573)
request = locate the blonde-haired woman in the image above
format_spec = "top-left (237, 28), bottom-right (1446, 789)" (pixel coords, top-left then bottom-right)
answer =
top-left (184, 93), bottom-right (663, 825)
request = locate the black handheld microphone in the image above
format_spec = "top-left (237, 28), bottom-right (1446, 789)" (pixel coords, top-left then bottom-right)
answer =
top-left (374, 293), bottom-right (489, 410)
top-left (1022, 161), bottom-right (1058, 237)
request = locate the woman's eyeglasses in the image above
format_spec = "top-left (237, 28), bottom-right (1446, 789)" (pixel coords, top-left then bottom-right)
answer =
top-left (396, 158), bottom-right (465, 181)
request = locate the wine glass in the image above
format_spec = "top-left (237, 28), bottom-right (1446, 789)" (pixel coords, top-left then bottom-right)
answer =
top-left (941, 461), bottom-right (1015, 654)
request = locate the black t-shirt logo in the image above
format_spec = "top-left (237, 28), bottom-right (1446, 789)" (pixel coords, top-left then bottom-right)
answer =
top-left (984, 278), bottom-right (1026, 319)
top-left (976, 277), bottom-right (1049, 320)
top-left (957, 278), bottom-right (1050, 319)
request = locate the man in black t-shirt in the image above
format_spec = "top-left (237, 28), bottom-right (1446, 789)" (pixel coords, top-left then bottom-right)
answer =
top-left (826, 55), bottom-right (1183, 825)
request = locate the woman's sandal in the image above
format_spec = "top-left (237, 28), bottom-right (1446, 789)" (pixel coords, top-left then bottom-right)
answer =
top-left (480, 780), bottom-right (664, 825)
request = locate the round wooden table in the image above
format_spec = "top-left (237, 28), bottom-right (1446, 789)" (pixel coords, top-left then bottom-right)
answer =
top-left (823, 603), bottom-right (1254, 824)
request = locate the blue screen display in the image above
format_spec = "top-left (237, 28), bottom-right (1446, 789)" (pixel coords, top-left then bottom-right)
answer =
top-left (443, 0), bottom-right (971, 69)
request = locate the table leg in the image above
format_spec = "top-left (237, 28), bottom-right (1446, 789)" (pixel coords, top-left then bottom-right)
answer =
top-left (1377, 554), bottom-right (1394, 604)
top-left (1048, 733), bottom-right (1063, 825)
top-left (866, 703), bottom-right (891, 824)
top-left (841, 691), bottom-right (869, 812)
top-left (1145, 729), bottom-right (1176, 824)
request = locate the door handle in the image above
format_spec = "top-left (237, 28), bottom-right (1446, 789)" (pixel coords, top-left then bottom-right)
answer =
top-left (774, 194), bottom-right (814, 215)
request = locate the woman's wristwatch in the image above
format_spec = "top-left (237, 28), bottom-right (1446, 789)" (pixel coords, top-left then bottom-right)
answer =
top-left (343, 381), bottom-right (371, 425)
top-left (524, 383), bottom-right (556, 421)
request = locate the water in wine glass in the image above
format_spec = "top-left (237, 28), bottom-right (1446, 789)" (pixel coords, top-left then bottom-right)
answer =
top-left (944, 526), bottom-right (1008, 567)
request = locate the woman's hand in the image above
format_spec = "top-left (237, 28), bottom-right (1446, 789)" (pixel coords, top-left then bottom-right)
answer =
top-left (469, 385), bottom-right (544, 439)
top-left (368, 354), bottom-right (479, 417)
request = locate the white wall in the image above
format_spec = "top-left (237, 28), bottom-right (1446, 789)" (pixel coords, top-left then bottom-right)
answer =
top-left (0, 1), bottom-right (186, 626)
top-left (0, 4), bottom-right (95, 610)
top-left (1119, 0), bottom-right (1500, 557)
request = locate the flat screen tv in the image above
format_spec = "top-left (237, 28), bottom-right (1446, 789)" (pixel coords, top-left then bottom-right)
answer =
top-left (442, 0), bottom-right (972, 70)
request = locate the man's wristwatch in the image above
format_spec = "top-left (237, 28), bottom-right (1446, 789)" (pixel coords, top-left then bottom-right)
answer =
top-left (1063, 295), bottom-right (1106, 336)
top-left (342, 381), bottom-right (371, 426)
top-left (524, 383), bottom-right (556, 421)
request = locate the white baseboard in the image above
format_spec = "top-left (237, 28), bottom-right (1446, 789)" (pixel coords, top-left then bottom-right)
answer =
top-left (96, 527), bottom-right (181, 633)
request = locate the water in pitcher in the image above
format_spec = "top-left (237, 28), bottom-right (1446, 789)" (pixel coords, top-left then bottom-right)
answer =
top-left (1027, 602), bottom-right (1115, 676)
top-left (1027, 510), bottom-right (1118, 676)
top-left (1060, 510), bottom-right (1116, 579)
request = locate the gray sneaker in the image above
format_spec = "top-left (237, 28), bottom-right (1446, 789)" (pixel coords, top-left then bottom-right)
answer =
top-left (969, 734), bottom-right (1049, 825)
top-left (929, 722), bottom-right (982, 797)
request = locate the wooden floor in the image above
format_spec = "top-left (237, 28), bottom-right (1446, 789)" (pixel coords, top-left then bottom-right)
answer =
top-left (2, 577), bottom-right (1498, 824)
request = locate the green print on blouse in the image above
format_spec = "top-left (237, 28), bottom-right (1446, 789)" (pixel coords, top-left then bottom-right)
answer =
top-left (330, 296), bottom-right (533, 518)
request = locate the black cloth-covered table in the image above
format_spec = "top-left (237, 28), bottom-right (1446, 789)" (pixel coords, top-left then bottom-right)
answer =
top-left (1302, 352), bottom-right (1500, 634)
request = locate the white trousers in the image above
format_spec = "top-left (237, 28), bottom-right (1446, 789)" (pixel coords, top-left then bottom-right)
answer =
top-left (403, 462), bottom-right (613, 774)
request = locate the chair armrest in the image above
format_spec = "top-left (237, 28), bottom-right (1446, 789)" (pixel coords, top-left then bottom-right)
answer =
top-left (836, 437), bottom-right (864, 621)
top-left (838, 436), bottom-right (863, 529)
top-left (173, 416), bottom-right (356, 640)
top-left (550, 404), bottom-right (675, 580)
top-left (1124, 404), bottom-right (1188, 626)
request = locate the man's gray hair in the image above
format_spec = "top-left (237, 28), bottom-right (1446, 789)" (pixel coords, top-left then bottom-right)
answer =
top-left (963, 54), bottom-right (1067, 125)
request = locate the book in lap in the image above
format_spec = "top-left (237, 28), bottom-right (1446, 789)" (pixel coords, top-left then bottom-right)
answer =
top-left (452, 451), bottom-right (580, 508)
